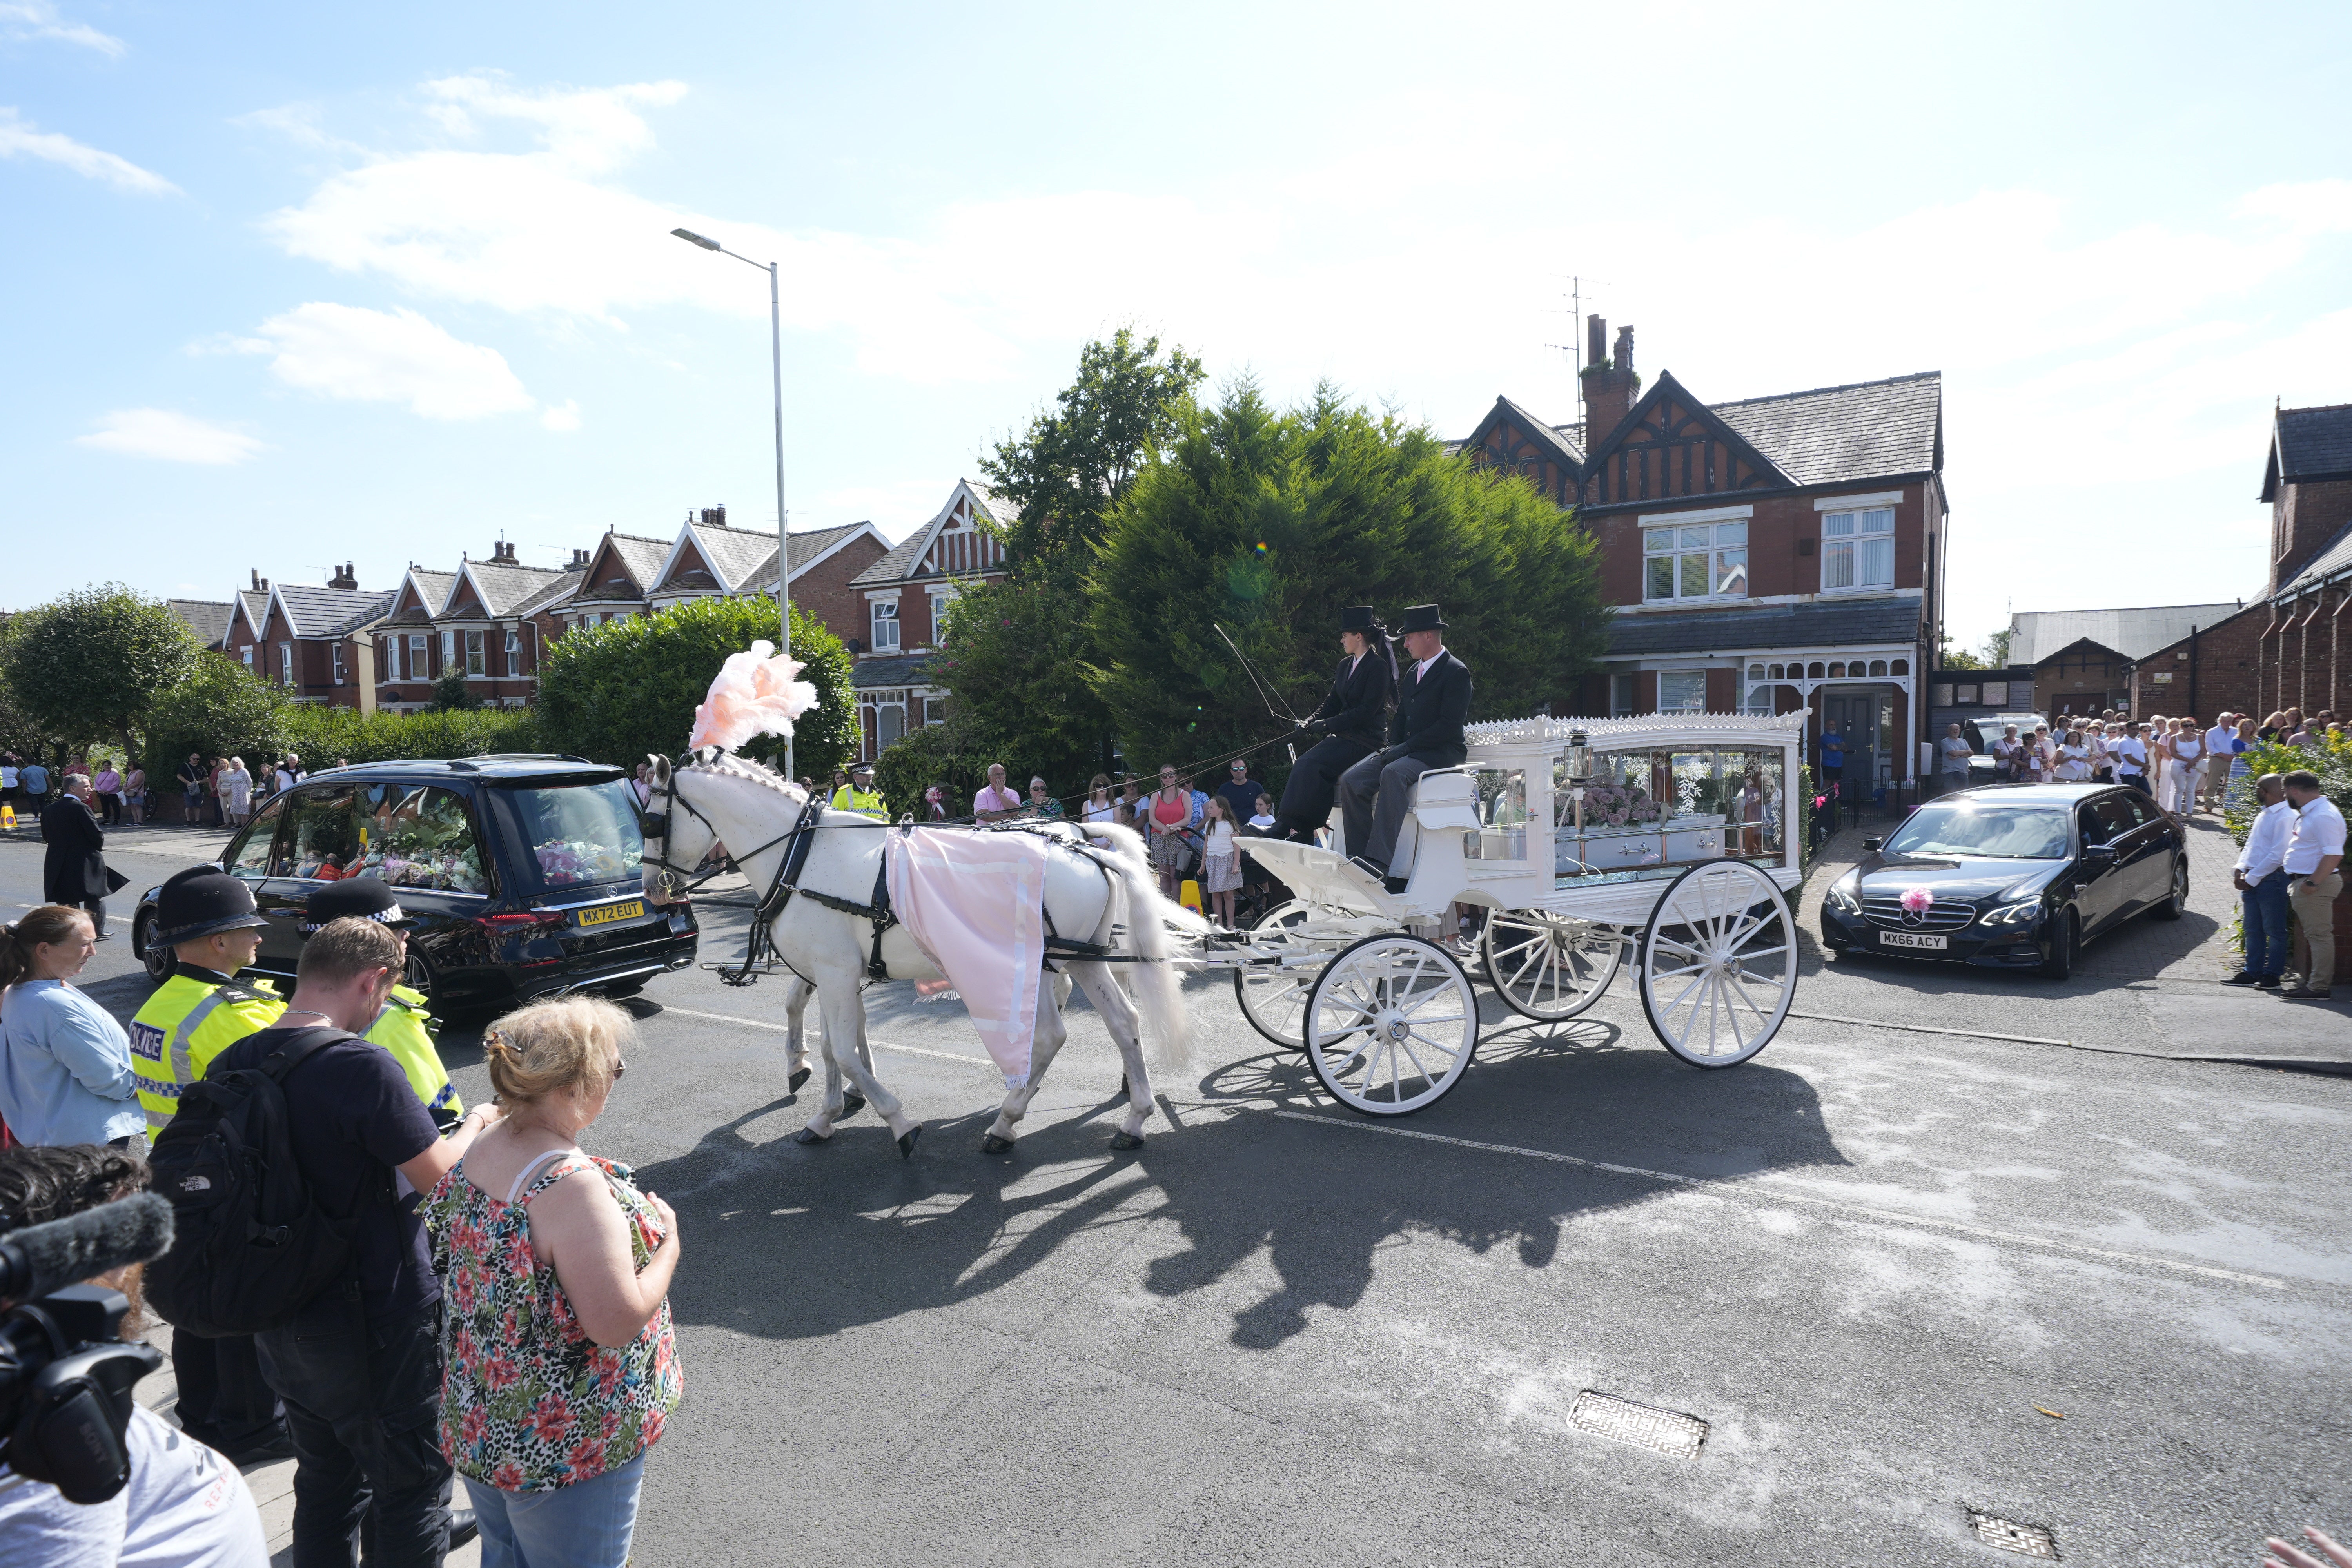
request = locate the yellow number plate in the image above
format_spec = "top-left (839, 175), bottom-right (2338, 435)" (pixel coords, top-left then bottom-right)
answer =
top-left (577, 900), bottom-right (645, 927)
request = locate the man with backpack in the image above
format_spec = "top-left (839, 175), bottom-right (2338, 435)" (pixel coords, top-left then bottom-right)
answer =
top-left (190, 915), bottom-right (499, 1565)
top-left (129, 867), bottom-right (291, 1464)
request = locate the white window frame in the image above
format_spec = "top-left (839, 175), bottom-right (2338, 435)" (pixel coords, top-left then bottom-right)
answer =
top-left (871, 599), bottom-right (900, 651)
top-left (1643, 521), bottom-right (1749, 603)
top-left (279, 643), bottom-right (294, 685)
top-left (332, 644), bottom-right (346, 684)
top-left (1657, 670), bottom-right (1708, 712)
top-left (506, 628), bottom-right (524, 675)
top-left (1821, 507), bottom-right (1896, 593)
top-left (241, 646), bottom-right (254, 669)
top-left (1609, 673), bottom-right (1636, 717)
top-left (406, 634), bottom-right (426, 681)
top-left (464, 630), bottom-right (486, 676)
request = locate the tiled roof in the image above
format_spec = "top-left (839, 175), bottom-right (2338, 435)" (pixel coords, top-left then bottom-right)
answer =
top-left (236, 589), bottom-right (271, 638)
top-left (1494, 396), bottom-right (1585, 466)
top-left (1711, 372), bottom-right (1942, 488)
top-left (969, 484), bottom-right (1017, 524)
top-left (510, 569), bottom-right (584, 618)
top-left (278, 584), bottom-right (393, 639)
top-left (685, 523), bottom-right (780, 592)
top-left (2008, 603), bottom-right (2244, 666)
top-left (319, 591), bottom-right (396, 639)
top-left (2276, 403), bottom-right (2352, 482)
top-left (379, 571), bottom-right (456, 627)
top-left (852, 653), bottom-right (936, 688)
top-left (573, 533), bottom-right (670, 603)
top-left (454, 559), bottom-right (567, 618)
top-left (851, 481), bottom-right (1017, 588)
top-left (1607, 597), bottom-right (1922, 658)
top-left (168, 599), bottom-right (232, 648)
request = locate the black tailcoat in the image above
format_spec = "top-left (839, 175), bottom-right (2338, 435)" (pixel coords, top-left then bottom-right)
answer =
top-left (1384, 649), bottom-right (1473, 767)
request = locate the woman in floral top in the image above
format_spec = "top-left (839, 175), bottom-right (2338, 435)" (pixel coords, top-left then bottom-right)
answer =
top-left (423, 996), bottom-right (683, 1567)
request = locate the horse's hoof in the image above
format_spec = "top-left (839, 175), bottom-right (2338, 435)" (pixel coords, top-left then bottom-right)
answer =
top-left (788, 1066), bottom-right (812, 1093)
top-left (792, 1126), bottom-right (830, 1145)
top-left (842, 1093), bottom-right (867, 1118)
top-left (1109, 1131), bottom-right (1145, 1151)
top-left (980, 1133), bottom-right (1015, 1155)
top-left (898, 1125), bottom-right (923, 1160)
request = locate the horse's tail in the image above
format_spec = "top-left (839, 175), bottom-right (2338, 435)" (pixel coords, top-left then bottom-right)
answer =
top-left (1084, 822), bottom-right (1198, 1078)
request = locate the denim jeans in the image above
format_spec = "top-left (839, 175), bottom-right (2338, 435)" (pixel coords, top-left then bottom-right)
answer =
top-left (465, 1453), bottom-right (648, 1568)
top-left (255, 1289), bottom-right (452, 1568)
top-left (2244, 874), bottom-right (2291, 978)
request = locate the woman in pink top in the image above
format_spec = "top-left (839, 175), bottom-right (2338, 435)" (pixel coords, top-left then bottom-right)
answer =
top-left (1147, 763), bottom-right (1196, 898)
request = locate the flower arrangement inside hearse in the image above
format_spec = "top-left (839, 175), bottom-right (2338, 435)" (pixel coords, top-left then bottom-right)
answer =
top-left (532, 837), bottom-right (638, 886)
top-left (1552, 754), bottom-right (1734, 878)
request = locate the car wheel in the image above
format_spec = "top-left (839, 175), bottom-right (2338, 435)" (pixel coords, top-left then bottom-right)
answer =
top-left (2149, 855), bottom-right (2188, 921)
top-left (134, 910), bottom-right (172, 986)
top-left (404, 949), bottom-right (443, 1011)
top-left (2040, 908), bottom-right (2078, 980)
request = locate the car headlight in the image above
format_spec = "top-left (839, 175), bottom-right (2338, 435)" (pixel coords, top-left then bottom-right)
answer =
top-left (1826, 877), bottom-right (1862, 915)
top-left (1980, 898), bottom-right (2042, 927)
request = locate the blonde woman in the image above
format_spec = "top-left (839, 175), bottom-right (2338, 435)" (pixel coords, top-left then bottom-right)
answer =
top-left (221, 756), bottom-right (253, 827)
top-left (424, 996), bottom-right (682, 1567)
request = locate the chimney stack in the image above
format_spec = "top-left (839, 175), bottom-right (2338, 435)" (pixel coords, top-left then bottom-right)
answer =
top-left (570, 547), bottom-right (590, 567)
top-left (1579, 316), bottom-right (1640, 447)
top-left (250, 569), bottom-right (263, 591)
top-left (700, 505), bottom-right (728, 528)
top-left (328, 562), bottom-right (358, 590)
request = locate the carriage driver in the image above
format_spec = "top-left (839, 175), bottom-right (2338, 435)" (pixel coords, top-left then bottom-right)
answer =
top-left (1338, 603), bottom-right (1472, 893)
top-left (1273, 605), bottom-right (1397, 842)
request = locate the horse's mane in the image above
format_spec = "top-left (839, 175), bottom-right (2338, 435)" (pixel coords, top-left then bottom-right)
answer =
top-left (684, 748), bottom-right (809, 804)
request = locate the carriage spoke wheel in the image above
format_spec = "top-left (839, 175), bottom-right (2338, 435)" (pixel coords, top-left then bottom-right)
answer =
top-left (1233, 898), bottom-right (1319, 1050)
top-left (1305, 934), bottom-right (1479, 1116)
top-left (1638, 860), bottom-right (1796, 1068)
top-left (1480, 909), bottom-right (1624, 1021)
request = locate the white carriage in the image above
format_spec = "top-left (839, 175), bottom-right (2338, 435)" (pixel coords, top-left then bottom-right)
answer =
top-left (1198, 710), bottom-right (1809, 1116)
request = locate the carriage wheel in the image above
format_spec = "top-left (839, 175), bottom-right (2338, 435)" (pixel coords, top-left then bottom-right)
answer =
top-left (1637, 860), bottom-right (1796, 1069)
top-left (1480, 910), bottom-right (1624, 1021)
top-left (1305, 934), bottom-right (1479, 1116)
top-left (1233, 898), bottom-right (1316, 1050)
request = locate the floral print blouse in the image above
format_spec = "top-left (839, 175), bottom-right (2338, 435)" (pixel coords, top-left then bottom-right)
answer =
top-left (423, 1153), bottom-right (683, 1494)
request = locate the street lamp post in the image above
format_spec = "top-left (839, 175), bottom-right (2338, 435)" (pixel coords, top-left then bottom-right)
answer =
top-left (672, 226), bottom-right (795, 781)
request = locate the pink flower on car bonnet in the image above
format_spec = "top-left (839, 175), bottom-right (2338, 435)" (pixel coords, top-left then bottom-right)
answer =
top-left (1899, 886), bottom-right (1933, 914)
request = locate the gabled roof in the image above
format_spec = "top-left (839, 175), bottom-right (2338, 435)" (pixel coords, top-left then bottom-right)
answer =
top-left (233, 589), bottom-right (271, 642)
top-left (379, 569), bottom-right (458, 628)
top-left (572, 531), bottom-right (671, 605)
top-left (169, 599), bottom-right (233, 649)
top-left (272, 583), bottom-right (394, 640)
top-left (2007, 603), bottom-right (2244, 666)
top-left (443, 558), bottom-right (568, 621)
top-left (1608, 597), bottom-right (1920, 658)
top-left (1461, 395), bottom-right (1586, 471)
top-left (319, 592), bottom-right (396, 640)
top-left (1582, 370), bottom-right (1795, 494)
top-left (510, 568), bottom-right (585, 618)
top-left (850, 481), bottom-right (1015, 588)
top-left (2262, 402), bottom-right (2352, 502)
top-left (1712, 371), bottom-right (1942, 488)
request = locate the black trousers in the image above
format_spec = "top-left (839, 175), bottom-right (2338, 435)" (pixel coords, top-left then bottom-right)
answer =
top-left (1339, 750), bottom-right (1450, 869)
top-left (173, 1330), bottom-right (284, 1448)
top-left (1274, 734), bottom-right (1373, 840)
top-left (256, 1290), bottom-right (453, 1568)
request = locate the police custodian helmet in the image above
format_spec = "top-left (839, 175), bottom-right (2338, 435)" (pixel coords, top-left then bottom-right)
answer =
top-left (151, 867), bottom-right (271, 947)
top-left (301, 878), bottom-right (416, 935)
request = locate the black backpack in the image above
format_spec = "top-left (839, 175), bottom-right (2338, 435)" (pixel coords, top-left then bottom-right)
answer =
top-left (145, 1027), bottom-right (370, 1339)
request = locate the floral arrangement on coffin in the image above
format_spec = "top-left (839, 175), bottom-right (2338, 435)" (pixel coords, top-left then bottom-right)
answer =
top-left (534, 838), bottom-right (637, 887)
top-left (1579, 780), bottom-right (1662, 829)
top-left (376, 848), bottom-right (489, 894)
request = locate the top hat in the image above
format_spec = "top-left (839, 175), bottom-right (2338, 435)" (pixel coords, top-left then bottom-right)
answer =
top-left (152, 870), bottom-right (270, 947)
top-left (1397, 603), bottom-right (1448, 633)
top-left (1339, 605), bottom-right (1380, 632)
top-left (301, 877), bottom-right (416, 935)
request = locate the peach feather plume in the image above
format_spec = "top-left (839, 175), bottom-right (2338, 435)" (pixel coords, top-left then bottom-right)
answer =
top-left (688, 641), bottom-right (819, 753)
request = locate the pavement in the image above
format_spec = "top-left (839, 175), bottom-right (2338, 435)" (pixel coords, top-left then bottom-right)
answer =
top-left (7, 821), bottom-right (2350, 1566)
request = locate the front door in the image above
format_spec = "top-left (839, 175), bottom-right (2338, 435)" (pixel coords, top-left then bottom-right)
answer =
top-left (1822, 690), bottom-right (1885, 798)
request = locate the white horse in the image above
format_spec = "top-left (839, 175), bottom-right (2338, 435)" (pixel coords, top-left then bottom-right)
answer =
top-left (641, 750), bottom-right (1198, 1156)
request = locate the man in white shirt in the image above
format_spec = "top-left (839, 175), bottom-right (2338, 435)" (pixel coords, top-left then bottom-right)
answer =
top-left (2280, 769), bottom-right (2347, 1000)
top-left (1937, 724), bottom-right (1973, 796)
top-left (2111, 724), bottom-right (2150, 794)
top-left (2228, 773), bottom-right (2293, 988)
top-left (2201, 713), bottom-right (2238, 812)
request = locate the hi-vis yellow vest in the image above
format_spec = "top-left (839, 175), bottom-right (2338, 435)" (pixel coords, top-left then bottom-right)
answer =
top-left (829, 784), bottom-right (887, 819)
top-left (367, 985), bottom-right (463, 1131)
top-left (128, 972), bottom-right (286, 1131)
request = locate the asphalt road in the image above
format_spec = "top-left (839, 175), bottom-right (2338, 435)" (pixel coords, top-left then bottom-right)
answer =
top-left (12, 827), bottom-right (2350, 1567)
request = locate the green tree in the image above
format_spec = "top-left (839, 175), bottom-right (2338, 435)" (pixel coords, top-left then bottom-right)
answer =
top-left (1982, 628), bottom-right (2014, 666)
top-left (535, 597), bottom-right (857, 778)
top-left (870, 712), bottom-right (993, 822)
top-left (1941, 649), bottom-right (1989, 671)
top-left (430, 668), bottom-right (482, 711)
top-left (930, 330), bottom-right (1208, 790)
top-left (1088, 382), bottom-right (1608, 783)
top-left (143, 658), bottom-right (292, 777)
top-left (1, 585), bottom-right (197, 758)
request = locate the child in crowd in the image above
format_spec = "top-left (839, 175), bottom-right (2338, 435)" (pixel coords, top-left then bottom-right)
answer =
top-left (1199, 795), bottom-right (1241, 929)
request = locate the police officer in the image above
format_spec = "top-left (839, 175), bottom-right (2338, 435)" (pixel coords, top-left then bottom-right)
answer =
top-left (301, 878), bottom-right (464, 1131)
top-left (829, 761), bottom-right (887, 819)
top-left (128, 866), bottom-right (290, 1463)
top-left (1274, 605), bottom-right (1397, 842)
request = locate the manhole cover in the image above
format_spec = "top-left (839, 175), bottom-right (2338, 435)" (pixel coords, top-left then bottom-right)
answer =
top-left (1967, 1510), bottom-right (2058, 1558)
top-left (1566, 1390), bottom-right (1707, 1459)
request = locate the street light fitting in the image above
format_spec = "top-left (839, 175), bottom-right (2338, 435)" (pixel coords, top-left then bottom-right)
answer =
top-left (671, 227), bottom-right (722, 251)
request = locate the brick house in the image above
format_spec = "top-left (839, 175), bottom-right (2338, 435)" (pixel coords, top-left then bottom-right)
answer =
top-left (2250, 402), bottom-right (2352, 719)
top-left (640, 506), bottom-right (890, 651)
top-left (421, 544), bottom-right (579, 710)
top-left (845, 479), bottom-right (1015, 759)
top-left (1462, 318), bottom-right (1946, 788)
top-left (371, 568), bottom-right (459, 712)
top-left (220, 567), bottom-right (393, 709)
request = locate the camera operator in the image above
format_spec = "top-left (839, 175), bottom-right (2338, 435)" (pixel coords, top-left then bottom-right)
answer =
top-left (0, 1143), bottom-right (266, 1565)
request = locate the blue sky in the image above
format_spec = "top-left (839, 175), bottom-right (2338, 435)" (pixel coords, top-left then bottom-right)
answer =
top-left (4, 2), bottom-right (2348, 650)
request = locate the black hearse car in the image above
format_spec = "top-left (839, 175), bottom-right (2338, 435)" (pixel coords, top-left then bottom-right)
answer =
top-left (1819, 782), bottom-right (2187, 980)
top-left (131, 755), bottom-right (696, 1010)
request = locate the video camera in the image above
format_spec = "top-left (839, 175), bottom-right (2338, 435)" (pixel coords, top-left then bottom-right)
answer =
top-left (0, 1194), bottom-right (173, 1504)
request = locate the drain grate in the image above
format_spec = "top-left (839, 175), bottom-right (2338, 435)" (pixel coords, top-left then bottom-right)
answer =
top-left (1967, 1510), bottom-right (2058, 1558)
top-left (1566, 1390), bottom-right (1708, 1459)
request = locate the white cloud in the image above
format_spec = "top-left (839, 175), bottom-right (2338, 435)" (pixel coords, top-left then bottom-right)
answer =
top-left (0, 2), bottom-right (123, 56)
top-left (539, 399), bottom-right (580, 432)
top-left (76, 410), bottom-right (267, 465)
top-left (0, 107), bottom-right (174, 194)
top-left (244, 302), bottom-right (535, 419)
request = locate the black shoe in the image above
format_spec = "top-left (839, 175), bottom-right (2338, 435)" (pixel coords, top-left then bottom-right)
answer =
top-left (2281, 986), bottom-right (2334, 1001)
top-left (1382, 875), bottom-right (1410, 895)
top-left (216, 1426), bottom-right (295, 1466)
top-left (2221, 971), bottom-right (2260, 985)
top-left (450, 1510), bottom-right (480, 1550)
top-left (1348, 855), bottom-right (1387, 882)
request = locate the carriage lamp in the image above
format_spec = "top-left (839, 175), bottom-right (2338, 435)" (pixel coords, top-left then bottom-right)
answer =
top-left (1565, 730), bottom-right (1593, 785)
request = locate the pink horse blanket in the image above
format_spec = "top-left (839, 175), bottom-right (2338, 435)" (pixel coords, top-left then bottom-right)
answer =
top-left (884, 829), bottom-right (1049, 1087)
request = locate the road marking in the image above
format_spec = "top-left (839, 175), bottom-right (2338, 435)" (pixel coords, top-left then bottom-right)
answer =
top-left (661, 1004), bottom-right (1001, 1072)
top-left (1789, 1009), bottom-right (2075, 1047)
top-left (1269, 1110), bottom-right (2292, 1291)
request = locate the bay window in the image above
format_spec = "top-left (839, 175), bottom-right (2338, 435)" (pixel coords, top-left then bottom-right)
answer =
top-left (1822, 507), bottom-right (1895, 591)
top-left (1644, 522), bottom-right (1747, 602)
top-left (1658, 670), bottom-right (1707, 712)
top-left (464, 630), bottom-right (485, 676)
top-left (506, 628), bottom-right (524, 675)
